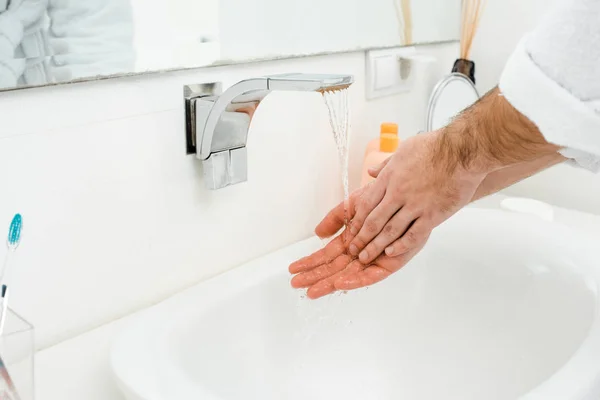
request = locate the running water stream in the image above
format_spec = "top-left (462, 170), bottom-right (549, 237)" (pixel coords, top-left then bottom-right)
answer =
top-left (322, 88), bottom-right (351, 203)
top-left (287, 88), bottom-right (353, 395)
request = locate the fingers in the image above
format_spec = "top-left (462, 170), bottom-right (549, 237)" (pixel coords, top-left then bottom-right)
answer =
top-left (306, 259), bottom-right (364, 299)
top-left (303, 231), bottom-right (431, 297)
top-left (314, 200), bottom-right (346, 239)
top-left (288, 234), bottom-right (345, 274)
top-left (315, 190), bottom-right (360, 239)
top-left (306, 280), bottom-right (336, 300)
top-left (334, 237), bottom-right (428, 291)
top-left (384, 219), bottom-right (430, 257)
top-left (367, 156), bottom-right (392, 178)
top-left (315, 200), bottom-right (357, 239)
top-left (291, 255), bottom-right (351, 288)
top-left (356, 208), bottom-right (418, 264)
top-left (349, 195), bottom-right (401, 260)
top-left (347, 181), bottom-right (387, 239)
top-left (334, 265), bottom-right (391, 290)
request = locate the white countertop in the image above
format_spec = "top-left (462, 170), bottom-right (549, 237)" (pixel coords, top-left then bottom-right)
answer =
top-left (34, 194), bottom-right (600, 400)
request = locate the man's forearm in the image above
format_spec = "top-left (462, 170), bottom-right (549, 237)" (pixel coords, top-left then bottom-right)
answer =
top-left (471, 152), bottom-right (565, 202)
top-left (436, 85), bottom-right (566, 201)
top-left (435, 87), bottom-right (561, 175)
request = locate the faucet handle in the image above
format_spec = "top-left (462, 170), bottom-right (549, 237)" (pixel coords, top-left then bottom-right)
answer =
top-left (203, 147), bottom-right (248, 190)
top-left (197, 107), bottom-right (251, 189)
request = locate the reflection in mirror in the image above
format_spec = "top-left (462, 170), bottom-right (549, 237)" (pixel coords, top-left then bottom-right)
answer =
top-left (0, 0), bottom-right (136, 90)
top-left (0, 0), bottom-right (461, 91)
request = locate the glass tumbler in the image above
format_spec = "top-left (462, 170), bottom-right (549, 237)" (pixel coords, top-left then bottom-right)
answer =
top-left (0, 309), bottom-right (34, 400)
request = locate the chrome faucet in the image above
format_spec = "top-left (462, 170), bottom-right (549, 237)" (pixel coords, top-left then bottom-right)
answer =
top-left (184, 73), bottom-right (354, 190)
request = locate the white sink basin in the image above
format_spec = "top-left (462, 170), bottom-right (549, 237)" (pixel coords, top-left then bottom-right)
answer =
top-left (111, 208), bottom-right (600, 400)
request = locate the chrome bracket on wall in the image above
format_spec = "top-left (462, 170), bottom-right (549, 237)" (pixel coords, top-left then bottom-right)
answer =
top-left (183, 82), bottom-right (222, 155)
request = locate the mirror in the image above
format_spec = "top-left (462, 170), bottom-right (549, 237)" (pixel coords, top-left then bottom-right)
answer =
top-left (0, 0), bottom-right (461, 91)
top-left (426, 73), bottom-right (479, 132)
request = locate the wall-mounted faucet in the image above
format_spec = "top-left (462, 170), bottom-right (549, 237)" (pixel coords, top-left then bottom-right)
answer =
top-left (184, 73), bottom-right (354, 190)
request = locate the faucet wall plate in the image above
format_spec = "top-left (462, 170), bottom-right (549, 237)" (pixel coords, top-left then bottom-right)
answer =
top-left (184, 82), bottom-right (222, 155)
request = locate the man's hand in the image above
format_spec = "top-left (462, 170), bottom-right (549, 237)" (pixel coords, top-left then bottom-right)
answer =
top-left (346, 131), bottom-right (485, 265)
top-left (289, 188), bottom-right (428, 299)
top-left (289, 129), bottom-right (485, 298)
top-left (369, 152), bottom-right (566, 203)
top-left (289, 150), bottom-right (565, 299)
top-left (290, 87), bottom-right (565, 299)
top-left (344, 87), bottom-right (560, 265)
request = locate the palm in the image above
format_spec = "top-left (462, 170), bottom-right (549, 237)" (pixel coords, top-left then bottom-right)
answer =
top-left (289, 188), bottom-right (428, 299)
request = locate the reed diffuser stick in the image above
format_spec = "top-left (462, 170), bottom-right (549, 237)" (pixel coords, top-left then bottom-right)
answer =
top-left (394, 0), bottom-right (413, 45)
top-left (460, 0), bottom-right (487, 59)
top-left (402, 0), bottom-right (413, 45)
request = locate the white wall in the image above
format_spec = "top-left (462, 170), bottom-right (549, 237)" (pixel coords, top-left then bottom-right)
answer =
top-left (0, 43), bottom-right (458, 350)
top-left (470, 0), bottom-right (600, 214)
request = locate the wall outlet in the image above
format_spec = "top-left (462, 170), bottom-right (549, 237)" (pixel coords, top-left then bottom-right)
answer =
top-left (366, 46), bottom-right (419, 100)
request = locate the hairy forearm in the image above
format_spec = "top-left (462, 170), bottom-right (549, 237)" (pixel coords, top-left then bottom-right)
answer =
top-left (435, 86), bottom-right (561, 174)
top-left (471, 152), bottom-right (565, 202)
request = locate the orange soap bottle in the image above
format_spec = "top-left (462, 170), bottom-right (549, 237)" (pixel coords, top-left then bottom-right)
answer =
top-left (360, 123), bottom-right (399, 186)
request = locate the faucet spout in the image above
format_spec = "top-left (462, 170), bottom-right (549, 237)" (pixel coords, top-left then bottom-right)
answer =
top-left (188, 73), bottom-right (353, 190)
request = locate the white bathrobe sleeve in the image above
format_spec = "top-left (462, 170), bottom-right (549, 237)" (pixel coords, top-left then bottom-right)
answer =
top-left (46, 0), bottom-right (135, 82)
top-left (499, 0), bottom-right (600, 172)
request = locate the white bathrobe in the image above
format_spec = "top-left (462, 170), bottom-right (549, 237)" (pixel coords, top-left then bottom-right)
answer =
top-left (500, 0), bottom-right (600, 171)
top-left (0, 0), bottom-right (134, 89)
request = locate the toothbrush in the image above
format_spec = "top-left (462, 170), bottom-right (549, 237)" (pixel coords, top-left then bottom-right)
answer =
top-left (0, 215), bottom-right (22, 335)
top-left (0, 214), bottom-right (22, 287)
top-left (0, 286), bottom-right (9, 335)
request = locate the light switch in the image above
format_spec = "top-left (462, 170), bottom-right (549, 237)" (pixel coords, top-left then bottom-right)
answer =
top-left (366, 46), bottom-right (425, 100)
top-left (374, 55), bottom-right (398, 90)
